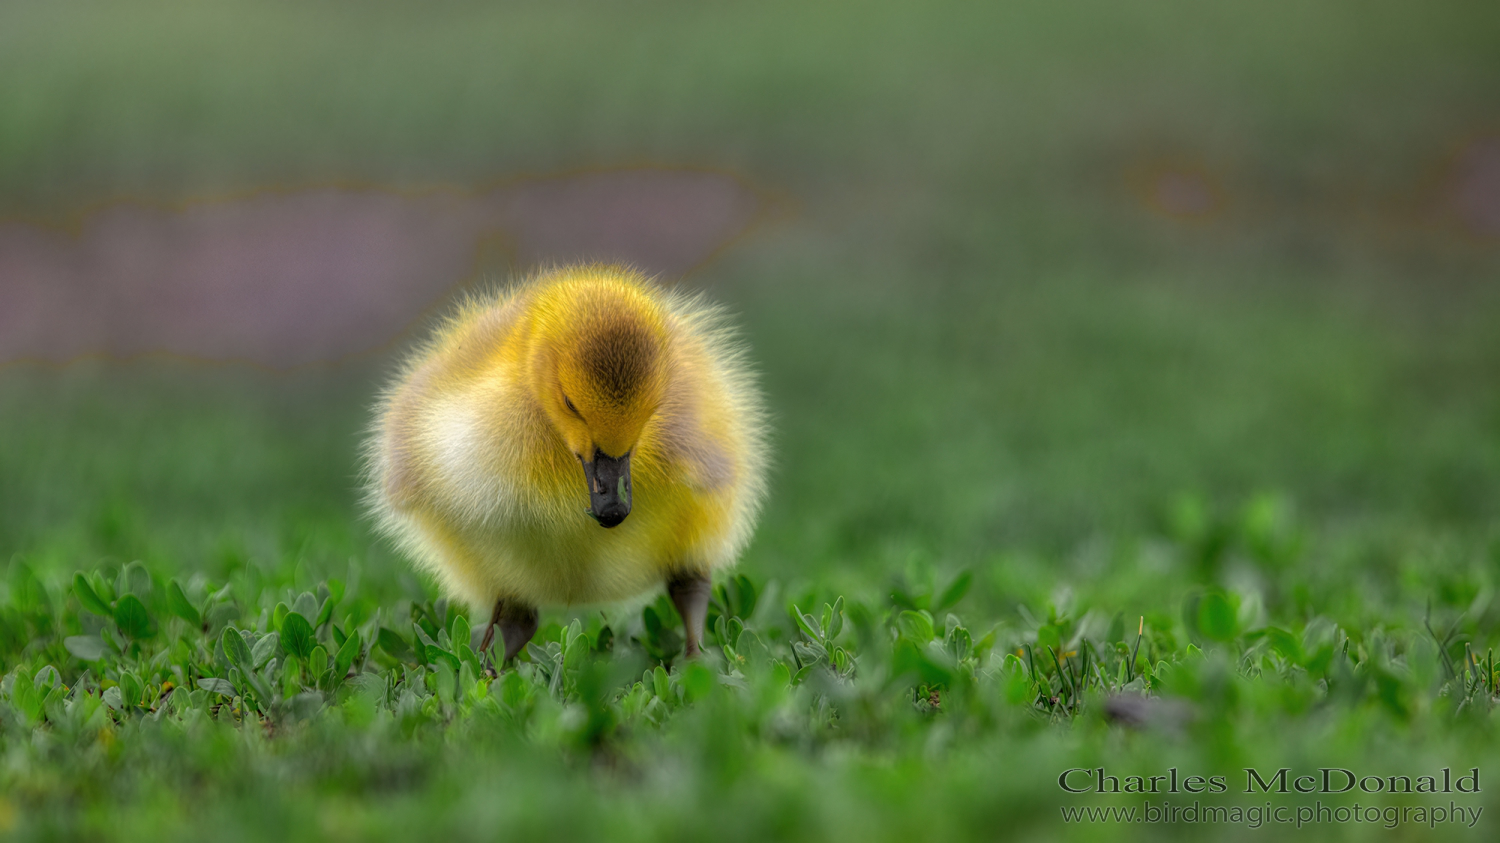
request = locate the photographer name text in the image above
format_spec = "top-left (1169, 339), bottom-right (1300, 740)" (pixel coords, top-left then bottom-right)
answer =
top-left (1058, 767), bottom-right (1481, 795)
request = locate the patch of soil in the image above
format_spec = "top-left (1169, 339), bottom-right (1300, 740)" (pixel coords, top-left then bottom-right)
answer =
top-left (0, 169), bottom-right (763, 368)
top-left (1147, 170), bottom-right (1220, 218)
top-left (1448, 136), bottom-right (1500, 238)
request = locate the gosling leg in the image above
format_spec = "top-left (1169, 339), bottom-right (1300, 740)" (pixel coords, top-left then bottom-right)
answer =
top-left (476, 599), bottom-right (503, 654)
top-left (476, 598), bottom-right (539, 666)
top-left (668, 571), bottom-right (712, 658)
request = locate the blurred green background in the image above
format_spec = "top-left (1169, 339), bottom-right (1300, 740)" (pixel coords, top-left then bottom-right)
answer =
top-left (3, 0), bottom-right (1496, 588)
top-left (2, 1), bottom-right (1499, 839)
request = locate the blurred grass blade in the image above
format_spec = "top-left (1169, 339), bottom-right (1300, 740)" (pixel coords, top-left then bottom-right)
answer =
top-left (73, 574), bottom-right (113, 616)
top-left (281, 613), bottom-right (316, 660)
top-left (166, 579), bottom-right (201, 627)
top-left (64, 635), bottom-right (105, 661)
top-left (113, 594), bottom-right (156, 640)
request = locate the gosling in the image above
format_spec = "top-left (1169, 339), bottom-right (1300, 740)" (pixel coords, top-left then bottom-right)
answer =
top-left (365, 265), bottom-right (768, 662)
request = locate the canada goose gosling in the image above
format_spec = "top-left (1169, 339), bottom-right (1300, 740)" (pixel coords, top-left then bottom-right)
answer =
top-left (366, 265), bottom-right (768, 662)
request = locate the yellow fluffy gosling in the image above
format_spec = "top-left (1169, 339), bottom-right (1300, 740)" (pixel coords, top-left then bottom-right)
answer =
top-left (366, 265), bottom-right (768, 661)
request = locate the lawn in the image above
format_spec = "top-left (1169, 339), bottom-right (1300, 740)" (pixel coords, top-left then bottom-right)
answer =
top-left (1, 1), bottom-right (1498, 840)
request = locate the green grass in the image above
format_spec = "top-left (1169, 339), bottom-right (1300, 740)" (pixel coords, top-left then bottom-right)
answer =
top-left (2, 517), bottom-right (1499, 842)
top-left (3, 1), bottom-right (1500, 840)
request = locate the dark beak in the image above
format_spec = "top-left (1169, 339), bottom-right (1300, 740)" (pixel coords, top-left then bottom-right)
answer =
top-left (581, 448), bottom-right (631, 528)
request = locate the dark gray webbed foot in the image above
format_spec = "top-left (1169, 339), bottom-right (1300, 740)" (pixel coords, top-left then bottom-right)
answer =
top-left (476, 598), bottom-right (540, 668)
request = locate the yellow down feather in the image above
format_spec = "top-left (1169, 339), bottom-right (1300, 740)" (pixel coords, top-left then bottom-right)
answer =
top-left (364, 265), bottom-right (769, 614)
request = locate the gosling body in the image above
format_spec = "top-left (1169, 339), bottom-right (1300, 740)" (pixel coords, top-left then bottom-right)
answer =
top-left (366, 265), bottom-right (767, 657)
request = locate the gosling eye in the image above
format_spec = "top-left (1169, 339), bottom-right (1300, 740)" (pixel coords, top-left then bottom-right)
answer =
top-left (563, 395), bottom-right (583, 420)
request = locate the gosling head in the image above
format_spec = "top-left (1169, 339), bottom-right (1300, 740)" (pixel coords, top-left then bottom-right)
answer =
top-left (527, 273), bottom-right (670, 528)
